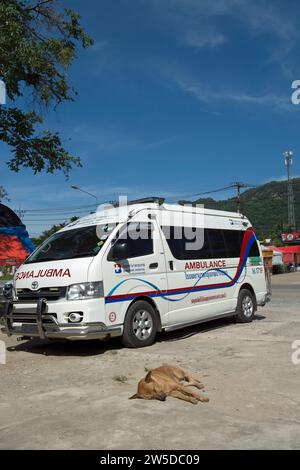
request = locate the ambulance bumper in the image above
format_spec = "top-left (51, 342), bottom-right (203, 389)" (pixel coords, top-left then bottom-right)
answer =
top-left (0, 299), bottom-right (122, 341)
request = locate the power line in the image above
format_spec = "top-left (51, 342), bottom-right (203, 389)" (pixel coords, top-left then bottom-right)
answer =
top-left (22, 212), bottom-right (93, 219)
top-left (195, 185), bottom-right (237, 196)
top-left (12, 185), bottom-right (244, 213)
top-left (12, 178), bottom-right (300, 232)
top-left (23, 219), bottom-right (76, 223)
top-left (12, 180), bottom-right (300, 214)
top-left (12, 203), bottom-right (99, 213)
top-left (22, 207), bottom-right (96, 213)
top-left (25, 224), bottom-right (68, 226)
top-left (167, 185), bottom-right (235, 202)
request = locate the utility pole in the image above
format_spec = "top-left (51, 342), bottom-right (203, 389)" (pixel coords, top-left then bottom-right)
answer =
top-left (231, 182), bottom-right (255, 213)
top-left (283, 150), bottom-right (296, 232)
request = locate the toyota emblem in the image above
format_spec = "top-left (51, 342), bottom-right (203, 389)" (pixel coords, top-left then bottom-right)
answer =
top-left (31, 281), bottom-right (39, 290)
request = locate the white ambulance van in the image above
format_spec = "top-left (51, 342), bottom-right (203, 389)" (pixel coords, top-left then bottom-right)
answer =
top-left (0, 198), bottom-right (271, 348)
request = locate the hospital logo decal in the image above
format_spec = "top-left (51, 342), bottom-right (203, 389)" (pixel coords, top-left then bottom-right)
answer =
top-left (114, 264), bottom-right (123, 274)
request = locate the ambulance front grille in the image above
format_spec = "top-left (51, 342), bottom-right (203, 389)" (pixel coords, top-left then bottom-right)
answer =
top-left (12, 312), bottom-right (58, 324)
top-left (17, 287), bottom-right (67, 302)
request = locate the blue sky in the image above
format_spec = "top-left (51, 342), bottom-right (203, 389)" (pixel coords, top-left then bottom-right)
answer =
top-left (2, 0), bottom-right (300, 236)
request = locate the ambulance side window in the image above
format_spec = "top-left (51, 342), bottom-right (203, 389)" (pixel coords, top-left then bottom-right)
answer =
top-left (161, 226), bottom-right (212, 260)
top-left (223, 230), bottom-right (244, 258)
top-left (249, 240), bottom-right (260, 257)
top-left (112, 222), bottom-right (154, 259)
top-left (208, 229), bottom-right (227, 259)
top-left (183, 228), bottom-right (211, 260)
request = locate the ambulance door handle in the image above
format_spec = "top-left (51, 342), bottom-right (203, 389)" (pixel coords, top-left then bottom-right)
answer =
top-left (149, 263), bottom-right (158, 269)
top-left (169, 261), bottom-right (174, 270)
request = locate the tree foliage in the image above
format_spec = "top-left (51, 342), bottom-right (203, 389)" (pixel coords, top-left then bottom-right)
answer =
top-left (32, 216), bottom-right (79, 246)
top-left (0, 186), bottom-right (9, 202)
top-left (0, 0), bottom-right (93, 176)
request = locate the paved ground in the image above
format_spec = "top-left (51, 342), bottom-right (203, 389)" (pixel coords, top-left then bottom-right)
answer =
top-left (1, 273), bottom-right (300, 450)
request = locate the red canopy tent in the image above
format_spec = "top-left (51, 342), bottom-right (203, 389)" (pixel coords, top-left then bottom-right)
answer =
top-left (0, 235), bottom-right (30, 266)
top-left (0, 204), bottom-right (35, 267)
top-left (269, 245), bottom-right (300, 265)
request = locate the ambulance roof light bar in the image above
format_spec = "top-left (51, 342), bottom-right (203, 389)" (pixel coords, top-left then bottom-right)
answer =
top-left (127, 197), bottom-right (165, 206)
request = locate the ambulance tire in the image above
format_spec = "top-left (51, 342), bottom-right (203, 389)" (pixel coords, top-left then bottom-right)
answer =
top-left (121, 300), bottom-right (158, 348)
top-left (234, 289), bottom-right (256, 323)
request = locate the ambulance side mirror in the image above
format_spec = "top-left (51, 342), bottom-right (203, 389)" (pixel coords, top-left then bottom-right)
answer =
top-left (109, 241), bottom-right (129, 261)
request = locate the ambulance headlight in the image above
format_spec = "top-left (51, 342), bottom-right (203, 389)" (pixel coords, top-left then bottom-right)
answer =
top-left (67, 282), bottom-right (104, 301)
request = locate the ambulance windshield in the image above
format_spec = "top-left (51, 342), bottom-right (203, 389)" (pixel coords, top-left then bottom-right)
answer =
top-left (25, 224), bottom-right (116, 264)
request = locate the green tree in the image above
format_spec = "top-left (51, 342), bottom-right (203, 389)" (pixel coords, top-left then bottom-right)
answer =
top-left (0, 0), bottom-right (93, 177)
top-left (0, 186), bottom-right (9, 202)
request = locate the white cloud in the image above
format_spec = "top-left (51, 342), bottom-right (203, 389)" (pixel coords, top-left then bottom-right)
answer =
top-left (184, 30), bottom-right (226, 49)
top-left (174, 77), bottom-right (293, 112)
top-left (69, 125), bottom-right (176, 153)
top-left (142, 0), bottom-right (298, 58)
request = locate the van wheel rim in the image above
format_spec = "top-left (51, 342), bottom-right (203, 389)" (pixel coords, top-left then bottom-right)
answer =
top-left (133, 310), bottom-right (153, 340)
top-left (242, 296), bottom-right (254, 318)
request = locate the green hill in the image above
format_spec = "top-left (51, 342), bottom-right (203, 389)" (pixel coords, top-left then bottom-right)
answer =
top-left (193, 178), bottom-right (300, 243)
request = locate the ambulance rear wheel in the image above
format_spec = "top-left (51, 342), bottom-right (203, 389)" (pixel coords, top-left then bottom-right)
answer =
top-left (235, 289), bottom-right (256, 323)
top-left (121, 300), bottom-right (158, 348)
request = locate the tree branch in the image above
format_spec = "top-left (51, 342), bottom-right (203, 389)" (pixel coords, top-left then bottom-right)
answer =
top-left (24, 0), bottom-right (53, 12)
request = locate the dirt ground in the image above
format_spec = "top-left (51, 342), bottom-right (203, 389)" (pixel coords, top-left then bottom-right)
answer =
top-left (1, 272), bottom-right (300, 450)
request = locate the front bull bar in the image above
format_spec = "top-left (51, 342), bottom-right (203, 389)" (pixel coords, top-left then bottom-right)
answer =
top-left (0, 298), bottom-right (47, 339)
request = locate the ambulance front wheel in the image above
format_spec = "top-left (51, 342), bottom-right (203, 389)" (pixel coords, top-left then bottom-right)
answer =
top-left (121, 300), bottom-right (158, 348)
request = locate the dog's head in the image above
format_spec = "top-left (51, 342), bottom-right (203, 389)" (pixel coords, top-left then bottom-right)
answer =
top-left (130, 371), bottom-right (167, 402)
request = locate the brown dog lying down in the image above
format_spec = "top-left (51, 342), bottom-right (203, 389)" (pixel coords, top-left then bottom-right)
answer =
top-left (130, 365), bottom-right (209, 405)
